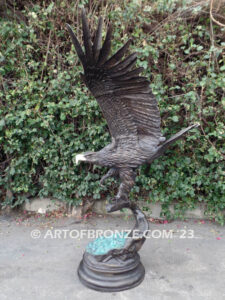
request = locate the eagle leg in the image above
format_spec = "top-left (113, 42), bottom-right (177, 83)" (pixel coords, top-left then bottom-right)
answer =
top-left (106, 168), bottom-right (136, 213)
top-left (100, 167), bottom-right (119, 187)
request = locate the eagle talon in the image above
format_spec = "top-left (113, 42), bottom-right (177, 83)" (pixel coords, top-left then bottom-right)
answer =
top-left (99, 177), bottom-right (106, 187)
top-left (99, 168), bottom-right (119, 187)
top-left (99, 181), bottom-right (105, 188)
top-left (106, 197), bottom-right (130, 213)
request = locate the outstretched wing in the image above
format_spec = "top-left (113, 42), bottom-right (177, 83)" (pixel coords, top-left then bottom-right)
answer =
top-left (67, 9), bottom-right (162, 142)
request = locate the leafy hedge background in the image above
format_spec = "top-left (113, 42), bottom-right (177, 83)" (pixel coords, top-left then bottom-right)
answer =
top-left (0, 0), bottom-right (225, 223)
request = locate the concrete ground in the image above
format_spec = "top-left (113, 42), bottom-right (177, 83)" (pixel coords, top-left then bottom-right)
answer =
top-left (0, 211), bottom-right (225, 300)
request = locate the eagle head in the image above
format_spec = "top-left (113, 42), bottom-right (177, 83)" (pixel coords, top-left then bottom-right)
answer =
top-left (75, 151), bottom-right (99, 165)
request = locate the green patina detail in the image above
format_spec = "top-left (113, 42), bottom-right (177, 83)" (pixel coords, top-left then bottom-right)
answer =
top-left (86, 232), bottom-right (128, 255)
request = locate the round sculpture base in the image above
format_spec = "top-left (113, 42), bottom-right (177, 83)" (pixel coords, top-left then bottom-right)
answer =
top-left (78, 252), bottom-right (145, 292)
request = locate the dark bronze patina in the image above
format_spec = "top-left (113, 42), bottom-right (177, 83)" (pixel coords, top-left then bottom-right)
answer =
top-left (66, 9), bottom-right (199, 292)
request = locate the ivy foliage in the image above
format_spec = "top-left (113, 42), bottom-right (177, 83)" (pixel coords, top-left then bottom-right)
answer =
top-left (0, 0), bottom-right (225, 223)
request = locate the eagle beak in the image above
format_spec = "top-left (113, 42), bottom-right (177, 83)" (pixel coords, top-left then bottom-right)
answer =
top-left (76, 154), bottom-right (87, 165)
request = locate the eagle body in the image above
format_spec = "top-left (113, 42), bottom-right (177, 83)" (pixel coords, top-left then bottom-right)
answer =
top-left (66, 9), bottom-right (199, 212)
top-left (89, 136), bottom-right (157, 168)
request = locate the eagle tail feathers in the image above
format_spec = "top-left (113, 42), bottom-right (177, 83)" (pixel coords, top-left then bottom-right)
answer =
top-left (148, 123), bottom-right (199, 163)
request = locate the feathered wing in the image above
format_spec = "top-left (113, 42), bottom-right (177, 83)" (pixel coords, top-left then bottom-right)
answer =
top-left (67, 9), bottom-right (163, 143)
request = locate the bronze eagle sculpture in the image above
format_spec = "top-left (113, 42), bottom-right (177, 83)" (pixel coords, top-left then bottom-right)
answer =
top-left (66, 9), bottom-right (199, 213)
